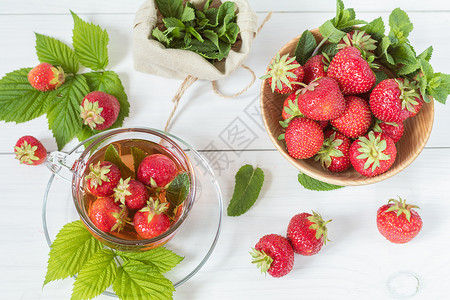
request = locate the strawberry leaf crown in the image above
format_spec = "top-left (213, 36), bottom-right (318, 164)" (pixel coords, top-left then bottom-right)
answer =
top-left (372, 119), bottom-right (400, 133)
top-left (279, 97), bottom-right (304, 128)
top-left (250, 248), bottom-right (273, 275)
top-left (85, 162), bottom-right (111, 189)
top-left (307, 211), bottom-right (332, 244)
top-left (260, 52), bottom-right (301, 92)
top-left (14, 141), bottom-right (39, 164)
top-left (386, 197), bottom-right (420, 222)
top-left (49, 65), bottom-right (66, 88)
top-left (356, 131), bottom-right (391, 171)
top-left (395, 78), bottom-right (421, 113)
top-left (337, 30), bottom-right (377, 54)
top-left (113, 177), bottom-right (132, 205)
top-left (111, 205), bottom-right (130, 232)
top-left (139, 198), bottom-right (169, 223)
top-left (314, 132), bottom-right (344, 169)
top-left (80, 100), bottom-right (105, 129)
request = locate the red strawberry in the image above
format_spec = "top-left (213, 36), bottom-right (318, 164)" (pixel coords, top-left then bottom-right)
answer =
top-left (250, 234), bottom-right (294, 278)
top-left (369, 78), bottom-right (422, 123)
top-left (281, 93), bottom-right (303, 121)
top-left (337, 30), bottom-right (377, 54)
top-left (261, 53), bottom-right (304, 94)
top-left (14, 135), bottom-right (47, 165)
top-left (80, 91), bottom-right (120, 131)
top-left (327, 47), bottom-right (376, 95)
top-left (377, 197), bottom-right (423, 244)
top-left (133, 199), bottom-right (171, 239)
top-left (137, 154), bottom-right (178, 187)
top-left (318, 120), bottom-right (329, 130)
top-left (302, 54), bottom-right (329, 84)
top-left (314, 130), bottom-right (351, 172)
top-left (89, 196), bottom-right (129, 232)
top-left (330, 96), bottom-right (372, 138)
top-left (283, 117), bottom-right (324, 159)
top-left (287, 211), bottom-right (331, 256)
top-left (296, 77), bottom-right (346, 121)
top-left (28, 62), bottom-right (65, 92)
top-left (349, 131), bottom-right (397, 177)
top-left (373, 119), bottom-right (405, 143)
top-left (113, 177), bottom-right (149, 210)
top-left (85, 161), bottom-right (121, 197)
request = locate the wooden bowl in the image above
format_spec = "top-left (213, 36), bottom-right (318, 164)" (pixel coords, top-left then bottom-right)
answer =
top-left (260, 29), bottom-right (434, 186)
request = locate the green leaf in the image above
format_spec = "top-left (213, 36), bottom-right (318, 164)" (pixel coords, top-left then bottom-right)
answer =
top-left (389, 8), bottom-right (413, 44)
top-left (46, 74), bottom-right (89, 150)
top-left (203, 29), bottom-right (219, 49)
top-left (104, 144), bottom-right (134, 179)
top-left (155, 0), bottom-right (183, 19)
top-left (0, 68), bottom-right (56, 123)
top-left (113, 260), bottom-right (175, 300)
top-left (319, 43), bottom-right (338, 57)
top-left (374, 70), bottom-right (390, 87)
top-left (217, 2), bottom-right (236, 26)
top-left (117, 247), bottom-right (183, 274)
top-left (131, 147), bottom-right (148, 175)
top-left (71, 249), bottom-right (118, 300)
top-left (151, 27), bottom-right (171, 46)
top-left (224, 22), bottom-right (239, 44)
top-left (186, 26), bottom-right (204, 42)
top-left (35, 33), bottom-right (80, 74)
top-left (181, 6), bottom-right (196, 22)
top-left (427, 72), bottom-right (449, 104)
top-left (227, 165), bottom-right (264, 217)
top-left (379, 36), bottom-right (395, 65)
top-left (298, 173), bottom-right (344, 191)
top-left (294, 30), bottom-right (317, 65)
top-left (417, 46), bottom-right (433, 62)
top-left (319, 20), bottom-right (346, 44)
top-left (71, 11), bottom-right (109, 70)
top-left (163, 17), bottom-right (186, 29)
top-left (44, 220), bottom-right (102, 286)
top-left (166, 172), bottom-right (190, 207)
top-left (360, 17), bottom-right (385, 41)
top-left (391, 43), bottom-right (419, 75)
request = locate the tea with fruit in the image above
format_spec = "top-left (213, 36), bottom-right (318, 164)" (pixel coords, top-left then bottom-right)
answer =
top-left (79, 139), bottom-right (191, 243)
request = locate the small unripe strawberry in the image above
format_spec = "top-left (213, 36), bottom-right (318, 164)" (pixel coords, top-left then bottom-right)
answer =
top-left (14, 135), bottom-right (47, 165)
top-left (80, 91), bottom-right (120, 131)
top-left (28, 62), bottom-right (65, 91)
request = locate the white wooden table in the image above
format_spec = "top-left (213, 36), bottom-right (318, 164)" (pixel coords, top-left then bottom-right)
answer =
top-left (1, 1), bottom-right (450, 299)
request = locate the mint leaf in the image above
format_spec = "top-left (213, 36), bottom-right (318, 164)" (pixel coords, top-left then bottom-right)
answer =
top-left (319, 20), bottom-right (346, 44)
top-left (227, 165), bottom-right (264, 217)
top-left (155, 0), bottom-right (183, 19)
top-left (428, 73), bottom-right (449, 104)
top-left (71, 249), bottom-right (118, 300)
top-left (44, 220), bottom-right (102, 286)
top-left (417, 46), bottom-right (433, 62)
top-left (163, 17), bottom-right (185, 29)
top-left (294, 30), bottom-right (317, 65)
top-left (35, 33), bottom-right (79, 74)
top-left (118, 247), bottom-right (184, 274)
top-left (166, 172), bottom-right (190, 207)
top-left (181, 6), bottom-right (196, 22)
top-left (152, 27), bottom-right (171, 46)
top-left (391, 43), bottom-right (419, 75)
top-left (104, 144), bottom-right (134, 179)
top-left (71, 11), bottom-right (109, 70)
top-left (319, 43), bottom-right (338, 57)
top-left (360, 17), bottom-right (385, 41)
top-left (46, 74), bottom-right (89, 150)
top-left (374, 70), bottom-right (390, 86)
top-left (113, 261), bottom-right (174, 300)
top-left (131, 147), bottom-right (148, 175)
top-left (379, 36), bottom-right (395, 65)
top-left (298, 173), bottom-right (344, 191)
top-left (0, 68), bottom-right (56, 123)
top-left (389, 8), bottom-right (413, 44)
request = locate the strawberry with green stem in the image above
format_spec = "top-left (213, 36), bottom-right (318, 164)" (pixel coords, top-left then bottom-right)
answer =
top-left (133, 198), bottom-right (171, 239)
top-left (80, 91), bottom-right (120, 131)
top-left (314, 130), bottom-right (351, 173)
top-left (14, 135), bottom-right (47, 165)
top-left (261, 53), bottom-right (304, 94)
top-left (85, 161), bottom-right (121, 197)
top-left (281, 93), bottom-right (303, 125)
top-left (113, 177), bottom-right (149, 210)
top-left (137, 154), bottom-right (178, 188)
top-left (372, 119), bottom-right (404, 143)
top-left (330, 95), bottom-right (372, 139)
top-left (89, 196), bottom-right (129, 232)
top-left (302, 54), bottom-right (330, 85)
top-left (28, 62), bottom-right (65, 92)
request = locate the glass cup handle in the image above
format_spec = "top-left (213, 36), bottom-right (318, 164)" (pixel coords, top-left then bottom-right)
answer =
top-left (46, 151), bottom-right (76, 183)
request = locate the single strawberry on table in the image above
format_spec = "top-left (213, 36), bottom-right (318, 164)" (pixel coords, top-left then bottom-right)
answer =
top-left (85, 161), bottom-right (121, 197)
top-left (28, 62), bottom-right (65, 92)
top-left (373, 119), bottom-right (405, 143)
top-left (282, 117), bottom-right (324, 159)
top-left (133, 198), bottom-right (171, 239)
top-left (377, 197), bottom-right (423, 244)
top-left (113, 177), bottom-right (149, 210)
top-left (314, 130), bottom-right (351, 172)
top-left (330, 95), bottom-right (372, 139)
top-left (302, 54), bottom-right (329, 85)
top-left (89, 196), bottom-right (129, 232)
top-left (250, 234), bottom-right (294, 278)
top-left (261, 53), bottom-right (304, 94)
top-left (14, 135), bottom-right (47, 165)
top-left (287, 211), bottom-right (331, 256)
top-left (137, 154), bottom-right (178, 187)
top-left (349, 131), bottom-right (397, 177)
top-left (327, 46), bottom-right (376, 95)
top-left (80, 91), bottom-right (120, 131)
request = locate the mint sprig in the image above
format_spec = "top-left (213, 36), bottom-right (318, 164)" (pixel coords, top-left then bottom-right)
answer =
top-left (298, 173), bottom-right (344, 191)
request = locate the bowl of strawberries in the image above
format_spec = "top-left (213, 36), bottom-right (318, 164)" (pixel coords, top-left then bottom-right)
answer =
top-left (260, 27), bottom-right (435, 186)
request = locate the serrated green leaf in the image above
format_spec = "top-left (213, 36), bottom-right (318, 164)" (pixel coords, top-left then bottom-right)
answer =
top-left (186, 26), bottom-right (204, 42)
top-left (224, 22), bottom-right (239, 44)
top-left (46, 74), bottom-right (89, 150)
top-left (104, 144), bottom-right (134, 179)
top-left (155, 0), bottom-right (183, 19)
top-left (35, 33), bottom-right (79, 74)
top-left (71, 11), bottom-right (109, 70)
top-left (227, 165), bottom-right (264, 217)
top-left (113, 261), bottom-right (174, 300)
top-left (294, 30), bottom-right (317, 65)
top-left (131, 147), bottom-right (148, 175)
top-left (418, 46), bottom-right (433, 62)
top-left (379, 36), bottom-right (395, 65)
top-left (152, 27), bottom-right (171, 46)
top-left (391, 43), bottom-right (419, 75)
top-left (319, 43), bottom-right (338, 57)
top-left (389, 8), bottom-right (413, 44)
top-left (181, 6), bottom-right (196, 22)
top-left (217, 1), bottom-right (235, 26)
top-left (360, 17), bottom-right (385, 41)
top-left (117, 247), bottom-right (184, 274)
top-left (0, 68), bottom-right (56, 123)
top-left (163, 17), bottom-right (185, 29)
top-left (71, 249), bottom-right (118, 300)
top-left (44, 220), bottom-right (102, 286)
top-left (298, 173), bottom-right (344, 191)
top-left (319, 20), bottom-right (346, 44)
top-left (419, 59), bottom-right (434, 79)
top-left (204, 8), bottom-right (219, 27)
top-left (166, 172), bottom-right (190, 207)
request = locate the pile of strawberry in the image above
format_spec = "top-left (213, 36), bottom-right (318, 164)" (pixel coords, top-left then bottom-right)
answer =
top-left (84, 149), bottom-right (183, 240)
top-left (263, 31), bottom-right (425, 177)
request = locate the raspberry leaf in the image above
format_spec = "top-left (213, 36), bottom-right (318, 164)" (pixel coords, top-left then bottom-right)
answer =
top-left (298, 173), bottom-right (344, 191)
top-left (104, 144), bottom-right (134, 179)
top-left (166, 172), bottom-right (190, 207)
top-left (71, 249), bottom-right (118, 300)
top-left (44, 220), bottom-right (102, 286)
top-left (227, 165), bottom-right (264, 217)
top-left (117, 247), bottom-right (184, 274)
top-left (35, 33), bottom-right (80, 74)
top-left (294, 30), bottom-right (317, 65)
top-left (71, 11), bottom-right (109, 71)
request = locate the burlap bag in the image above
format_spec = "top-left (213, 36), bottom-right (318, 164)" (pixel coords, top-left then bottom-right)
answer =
top-left (133, 0), bottom-right (258, 80)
